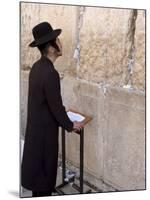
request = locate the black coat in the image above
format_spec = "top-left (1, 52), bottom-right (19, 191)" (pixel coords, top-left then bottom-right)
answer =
top-left (21, 55), bottom-right (73, 192)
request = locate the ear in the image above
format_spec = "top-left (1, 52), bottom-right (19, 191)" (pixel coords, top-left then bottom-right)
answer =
top-left (48, 45), bottom-right (55, 54)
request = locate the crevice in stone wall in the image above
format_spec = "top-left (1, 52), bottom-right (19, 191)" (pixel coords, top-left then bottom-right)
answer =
top-left (121, 9), bottom-right (138, 88)
top-left (73, 6), bottom-right (86, 76)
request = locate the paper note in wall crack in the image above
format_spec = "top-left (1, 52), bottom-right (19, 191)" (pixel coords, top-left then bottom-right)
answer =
top-left (67, 111), bottom-right (85, 122)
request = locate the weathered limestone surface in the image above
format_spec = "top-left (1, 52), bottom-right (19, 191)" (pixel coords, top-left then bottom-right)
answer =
top-left (20, 71), bottom-right (29, 137)
top-left (133, 10), bottom-right (145, 90)
top-left (21, 2), bottom-right (77, 73)
top-left (21, 3), bottom-right (145, 91)
top-left (102, 87), bottom-right (145, 190)
top-left (59, 74), bottom-right (145, 190)
top-left (79, 7), bottom-right (145, 91)
top-left (79, 7), bottom-right (131, 86)
top-left (21, 3), bottom-right (41, 69)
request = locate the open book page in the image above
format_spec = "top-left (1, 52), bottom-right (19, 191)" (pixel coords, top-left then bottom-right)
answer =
top-left (67, 111), bottom-right (85, 122)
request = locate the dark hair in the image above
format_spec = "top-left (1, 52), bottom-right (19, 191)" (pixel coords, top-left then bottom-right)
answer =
top-left (37, 38), bottom-right (60, 55)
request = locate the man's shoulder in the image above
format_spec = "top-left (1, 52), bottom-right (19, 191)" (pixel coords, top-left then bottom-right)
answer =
top-left (31, 57), bottom-right (56, 74)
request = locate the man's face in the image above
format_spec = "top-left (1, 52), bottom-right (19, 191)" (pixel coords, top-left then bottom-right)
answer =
top-left (55, 37), bottom-right (62, 56)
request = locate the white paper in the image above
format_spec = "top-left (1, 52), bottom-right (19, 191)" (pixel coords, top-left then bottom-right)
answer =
top-left (67, 111), bottom-right (85, 122)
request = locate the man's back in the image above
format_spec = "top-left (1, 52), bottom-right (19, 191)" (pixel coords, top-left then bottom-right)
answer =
top-left (26, 56), bottom-right (57, 126)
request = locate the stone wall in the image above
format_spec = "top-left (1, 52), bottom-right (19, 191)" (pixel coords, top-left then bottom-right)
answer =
top-left (58, 75), bottom-right (145, 191)
top-left (20, 2), bottom-right (146, 191)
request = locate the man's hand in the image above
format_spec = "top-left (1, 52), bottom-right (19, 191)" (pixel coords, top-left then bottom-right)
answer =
top-left (73, 121), bottom-right (84, 132)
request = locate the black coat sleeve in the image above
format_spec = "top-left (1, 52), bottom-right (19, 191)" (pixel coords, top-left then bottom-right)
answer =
top-left (44, 69), bottom-right (73, 132)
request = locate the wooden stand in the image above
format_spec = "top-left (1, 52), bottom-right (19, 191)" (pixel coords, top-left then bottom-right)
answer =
top-left (56, 109), bottom-right (92, 195)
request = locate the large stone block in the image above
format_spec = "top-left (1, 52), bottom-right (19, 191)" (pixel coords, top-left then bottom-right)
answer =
top-left (79, 7), bottom-right (132, 86)
top-left (102, 87), bottom-right (145, 190)
top-left (59, 76), bottom-right (104, 177)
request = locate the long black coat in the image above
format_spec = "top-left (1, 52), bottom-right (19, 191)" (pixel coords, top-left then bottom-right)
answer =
top-left (21, 55), bottom-right (73, 192)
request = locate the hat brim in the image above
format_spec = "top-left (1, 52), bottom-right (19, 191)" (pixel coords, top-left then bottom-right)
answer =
top-left (29, 29), bottom-right (62, 47)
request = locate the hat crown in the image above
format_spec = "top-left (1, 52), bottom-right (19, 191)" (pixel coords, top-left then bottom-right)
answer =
top-left (32, 22), bottom-right (53, 40)
top-left (29, 21), bottom-right (62, 47)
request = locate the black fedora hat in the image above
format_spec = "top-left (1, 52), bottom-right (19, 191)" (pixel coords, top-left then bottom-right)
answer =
top-left (29, 22), bottom-right (62, 47)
